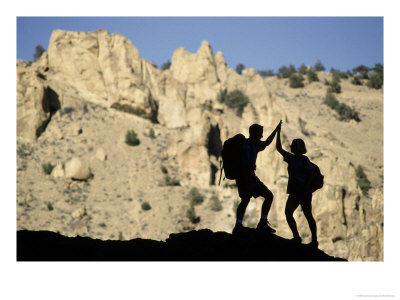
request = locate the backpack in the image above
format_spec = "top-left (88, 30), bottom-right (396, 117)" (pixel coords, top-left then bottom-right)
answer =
top-left (303, 157), bottom-right (324, 192)
top-left (218, 133), bottom-right (247, 185)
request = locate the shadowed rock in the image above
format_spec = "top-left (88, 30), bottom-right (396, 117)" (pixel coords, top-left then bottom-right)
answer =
top-left (17, 229), bottom-right (346, 261)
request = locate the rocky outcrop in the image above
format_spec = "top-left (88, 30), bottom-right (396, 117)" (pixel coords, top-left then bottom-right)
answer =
top-left (17, 229), bottom-right (346, 261)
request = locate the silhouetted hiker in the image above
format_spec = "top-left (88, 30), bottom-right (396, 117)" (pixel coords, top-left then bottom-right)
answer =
top-left (276, 121), bottom-right (318, 247)
top-left (231, 122), bottom-right (282, 235)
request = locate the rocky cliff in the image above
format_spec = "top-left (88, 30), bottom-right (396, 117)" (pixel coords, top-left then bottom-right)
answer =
top-left (17, 30), bottom-right (383, 261)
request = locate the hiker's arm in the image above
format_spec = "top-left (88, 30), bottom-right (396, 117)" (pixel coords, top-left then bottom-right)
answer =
top-left (264, 121), bottom-right (281, 146)
top-left (276, 125), bottom-right (290, 158)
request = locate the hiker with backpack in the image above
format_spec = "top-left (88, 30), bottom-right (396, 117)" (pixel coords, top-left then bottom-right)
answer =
top-left (227, 122), bottom-right (282, 235)
top-left (276, 121), bottom-right (321, 247)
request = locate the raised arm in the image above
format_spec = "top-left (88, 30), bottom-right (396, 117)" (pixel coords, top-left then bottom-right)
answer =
top-left (264, 121), bottom-right (282, 146)
top-left (276, 122), bottom-right (291, 158)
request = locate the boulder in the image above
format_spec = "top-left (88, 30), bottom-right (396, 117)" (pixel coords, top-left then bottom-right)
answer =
top-left (65, 157), bottom-right (91, 180)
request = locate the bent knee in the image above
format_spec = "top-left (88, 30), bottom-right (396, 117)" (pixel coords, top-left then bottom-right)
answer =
top-left (262, 190), bottom-right (273, 201)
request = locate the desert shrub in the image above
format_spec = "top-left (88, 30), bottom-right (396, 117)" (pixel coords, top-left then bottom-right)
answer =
top-left (367, 72), bottom-right (383, 89)
top-left (161, 60), bottom-right (171, 71)
top-left (355, 165), bottom-right (371, 196)
top-left (165, 175), bottom-right (180, 186)
top-left (324, 92), bottom-right (361, 122)
top-left (298, 64), bottom-right (308, 74)
top-left (149, 128), bottom-right (156, 139)
top-left (210, 193), bottom-right (223, 211)
top-left (141, 202), bottom-right (152, 211)
top-left (188, 187), bottom-right (204, 206)
top-left (257, 69), bottom-right (275, 77)
top-left (306, 69), bottom-right (319, 82)
top-left (42, 162), bottom-right (55, 175)
top-left (289, 73), bottom-right (304, 88)
top-left (34, 45), bottom-right (45, 61)
top-left (328, 78), bottom-right (341, 93)
top-left (47, 202), bottom-right (54, 211)
top-left (125, 129), bottom-right (140, 146)
top-left (236, 64), bottom-right (245, 75)
top-left (186, 204), bottom-right (200, 223)
top-left (352, 65), bottom-right (370, 75)
top-left (314, 60), bottom-right (325, 71)
top-left (277, 64), bottom-right (296, 78)
top-left (351, 76), bottom-right (363, 86)
top-left (218, 89), bottom-right (250, 117)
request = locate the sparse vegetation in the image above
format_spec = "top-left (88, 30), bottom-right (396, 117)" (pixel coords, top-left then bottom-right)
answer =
top-left (42, 162), bottom-right (55, 175)
top-left (186, 204), bottom-right (200, 224)
top-left (306, 69), bottom-right (319, 83)
top-left (355, 165), bottom-right (371, 196)
top-left (236, 64), bottom-right (245, 75)
top-left (161, 60), bottom-right (171, 71)
top-left (257, 69), bottom-right (275, 77)
top-left (188, 187), bottom-right (204, 206)
top-left (351, 75), bottom-right (363, 86)
top-left (165, 175), bottom-right (180, 186)
top-left (149, 128), bottom-right (156, 139)
top-left (125, 129), bottom-right (140, 146)
top-left (314, 60), bottom-right (325, 71)
top-left (324, 92), bottom-right (361, 122)
top-left (34, 45), bottom-right (45, 61)
top-left (217, 89), bottom-right (250, 117)
top-left (46, 202), bottom-right (54, 211)
top-left (289, 73), bottom-right (304, 88)
top-left (141, 202), bottom-right (152, 211)
top-left (277, 64), bottom-right (296, 79)
top-left (210, 193), bottom-right (223, 211)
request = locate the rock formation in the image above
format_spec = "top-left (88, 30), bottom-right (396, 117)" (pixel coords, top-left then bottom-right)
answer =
top-left (16, 29), bottom-right (383, 261)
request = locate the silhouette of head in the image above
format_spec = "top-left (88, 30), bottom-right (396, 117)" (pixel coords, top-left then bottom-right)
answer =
top-left (249, 124), bottom-right (263, 140)
top-left (290, 139), bottom-right (307, 154)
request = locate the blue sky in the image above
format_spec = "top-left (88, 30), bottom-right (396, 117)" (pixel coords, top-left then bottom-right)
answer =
top-left (17, 17), bottom-right (383, 72)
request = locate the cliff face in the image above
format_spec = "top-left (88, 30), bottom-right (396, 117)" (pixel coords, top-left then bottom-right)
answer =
top-left (17, 30), bottom-right (383, 261)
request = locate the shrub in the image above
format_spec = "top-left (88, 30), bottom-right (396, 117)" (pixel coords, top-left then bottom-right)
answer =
top-left (367, 72), bottom-right (383, 89)
top-left (141, 202), bottom-right (152, 211)
top-left (236, 64), bottom-right (245, 75)
top-left (210, 193), bottom-right (223, 211)
top-left (34, 45), bottom-right (45, 61)
top-left (188, 187), bottom-right (204, 206)
top-left (257, 69), bottom-right (275, 77)
top-left (218, 89), bottom-right (250, 117)
top-left (298, 64), bottom-right (308, 74)
top-left (125, 130), bottom-right (140, 146)
top-left (161, 60), bottom-right (171, 71)
top-left (351, 76), bottom-right (363, 86)
top-left (186, 204), bottom-right (200, 224)
top-left (355, 165), bottom-right (371, 196)
top-left (277, 64), bottom-right (296, 79)
top-left (289, 73), bottom-right (304, 88)
top-left (165, 175), bottom-right (180, 186)
top-left (149, 128), bottom-right (156, 139)
top-left (328, 79), bottom-right (341, 93)
top-left (306, 69), bottom-right (319, 83)
top-left (47, 202), bottom-right (54, 211)
top-left (42, 162), bottom-right (55, 175)
top-left (324, 92), bottom-right (361, 122)
top-left (314, 60), bottom-right (325, 71)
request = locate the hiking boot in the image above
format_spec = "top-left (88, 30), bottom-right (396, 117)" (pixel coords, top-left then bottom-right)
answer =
top-left (232, 223), bottom-right (245, 235)
top-left (291, 236), bottom-right (302, 244)
top-left (256, 219), bottom-right (276, 233)
top-left (309, 239), bottom-right (319, 248)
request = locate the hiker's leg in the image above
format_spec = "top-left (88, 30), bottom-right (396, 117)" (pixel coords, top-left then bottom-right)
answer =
top-left (260, 188), bottom-right (274, 218)
top-left (285, 195), bottom-right (300, 238)
top-left (236, 197), bottom-right (250, 222)
top-left (301, 196), bottom-right (317, 242)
